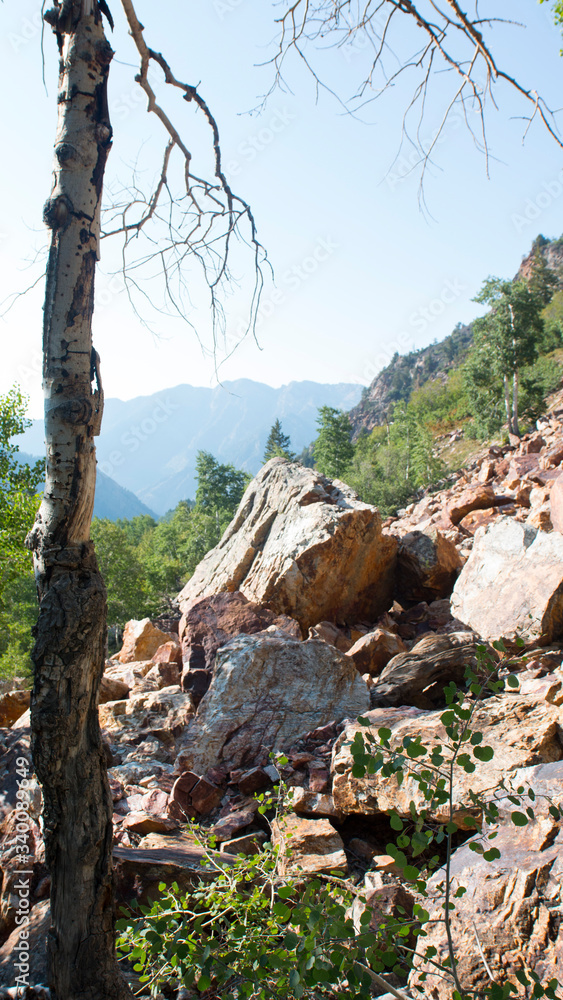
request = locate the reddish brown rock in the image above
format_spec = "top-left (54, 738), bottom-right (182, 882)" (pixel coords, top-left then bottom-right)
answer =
top-left (478, 458), bottom-right (496, 482)
top-left (369, 631), bottom-right (478, 709)
top-left (508, 455), bottom-right (541, 478)
top-left (209, 802), bottom-right (259, 842)
top-left (0, 690), bottom-right (30, 728)
top-left (167, 771), bottom-right (223, 820)
top-left (520, 433), bottom-right (545, 454)
top-left (236, 766), bottom-right (272, 795)
top-left (99, 673), bottom-right (130, 704)
top-left (348, 872), bottom-right (415, 937)
top-left (168, 771), bottom-right (199, 820)
top-left (447, 485), bottom-right (497, 525)
top-left (219, 831), bottom-right (267, 855)
top-left (118, 618), bottom-right (171, 664)
top-left (408, 761), bottom-right (563, 998)
top-left (459, 505), bottom-right (517, 535)
top-left (272, 815), bottom-right (347, 875)
top-left (174, 632), bottom-right (369, 774)
top-left (152, 640), bottom-right (182, 666)
top-left (134, 660), bottom-right (181, 693)
top-left (177, 460), bottom-right (398, 631)
top-left (308, 621), bottom-right (353, 653)
top-left (332, 697), bottom-right (563, 826)
top-left (346, 628), bottom-right (407, 677)
top-left (514, 482), bottom-right (533, 507)
top-left (539, 441), bottom-right (563, 468)
top-left (526, 503), bottom-right (553, 531)
top-left (121, 811), bottom-right (179, 835)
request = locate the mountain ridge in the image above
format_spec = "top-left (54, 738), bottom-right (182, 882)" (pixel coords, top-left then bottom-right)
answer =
top-left (17, 379), bottom-right (363, 515)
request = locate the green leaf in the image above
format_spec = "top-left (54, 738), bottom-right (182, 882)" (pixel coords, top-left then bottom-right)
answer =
top-left (289, 969), bottom-right (301, 989)
top-left (511, 811), bottom-right (529, 827)
top-left (390, 812), bottom-right (404, 831)
top-left (506, 674), bottom-right (520, 688)
top-left (473, 745), bottom-right (494, 762)
top-left (483, 847), bottom-right (501, 862)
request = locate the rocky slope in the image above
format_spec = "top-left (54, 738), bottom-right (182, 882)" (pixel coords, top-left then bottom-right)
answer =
top-left (4, 398), bottom-right (563, 995)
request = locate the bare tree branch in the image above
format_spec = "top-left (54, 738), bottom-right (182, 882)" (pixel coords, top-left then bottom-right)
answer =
top-left (101, 0), bottom-right (269, 372)
top-left (266, 0), bottom-right (562, 201)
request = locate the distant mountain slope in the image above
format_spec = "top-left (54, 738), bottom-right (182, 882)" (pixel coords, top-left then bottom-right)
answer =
top-left (349, 235), bottom-right (563, 438)
top-left (18, 453), bottom-right (156, 522)
top-left (349, 323), bottom-right (473, 436)
top-left (17, 379), bottom-right (363, 514)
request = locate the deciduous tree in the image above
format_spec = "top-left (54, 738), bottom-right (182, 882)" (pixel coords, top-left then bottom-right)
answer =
top-left (468, 277), bottom-right (544, 437)
top-left (314, 405), bottom-right (354, 479)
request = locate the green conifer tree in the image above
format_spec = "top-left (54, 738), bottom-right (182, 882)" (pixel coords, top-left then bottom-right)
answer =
top-left (263, 419), bottom-right (295, 462)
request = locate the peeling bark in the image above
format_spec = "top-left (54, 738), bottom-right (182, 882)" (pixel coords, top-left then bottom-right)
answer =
top-left (27, 3), bottom-right (133, 997)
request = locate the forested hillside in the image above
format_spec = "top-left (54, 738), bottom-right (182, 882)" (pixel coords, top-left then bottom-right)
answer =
top-left (349, 235), bottom-right (563, 439)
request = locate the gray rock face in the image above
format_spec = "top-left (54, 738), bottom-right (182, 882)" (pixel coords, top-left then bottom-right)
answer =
top-left (451, 517), bottom-right (563, 644)
top-left (177, 459), bottom-right (398, 631)
top-left (175, 632), bottom-right (370, 774)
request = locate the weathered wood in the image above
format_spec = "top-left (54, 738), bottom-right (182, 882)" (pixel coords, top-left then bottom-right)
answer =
top-left (27, 3), bottom-right (132, 997)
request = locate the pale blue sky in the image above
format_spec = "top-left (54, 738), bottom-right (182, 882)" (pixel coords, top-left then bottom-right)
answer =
top-left (2, 0), bottom-right (563, 417)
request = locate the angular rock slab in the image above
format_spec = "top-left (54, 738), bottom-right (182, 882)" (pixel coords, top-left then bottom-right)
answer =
top-left (331, 696), bottom-right (563, 826)
top-left (175, 632), bottom-right (370, 774)
top-left (451, 517), bottom-right (563, 644)
top-left (408, 761), bottom-right (563, 998)
top-left (177, 459), bottom-right (398, 631)
top-left (272, 815), bottom-right (347, 876)
top-left (369, 631), bottom-right (478, 709)
top-left (117, 618), bottom-right (171, 663)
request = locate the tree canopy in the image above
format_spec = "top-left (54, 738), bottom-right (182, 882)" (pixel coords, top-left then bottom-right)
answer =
top-left (313, 406), bottom-right (354, 479)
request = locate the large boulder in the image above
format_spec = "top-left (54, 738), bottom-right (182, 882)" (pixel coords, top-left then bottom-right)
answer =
top-left (408, 761), bottom-right (563, 998)
top-left (175, 632), bottom-right (370, 774)
top-left (369, 631), bottom-right (478, 709)
top-left (451, 517), bottom-right (563, 644)
top-left (396, 529), bottom-right (462, 602)
top-left (331, 695), bottom-right (563, 825)
top-left (177, 460), bottom-right (398, 631)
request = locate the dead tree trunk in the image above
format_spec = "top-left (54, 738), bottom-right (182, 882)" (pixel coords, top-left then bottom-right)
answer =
top-left (27, 3), bottom-right (133, 997)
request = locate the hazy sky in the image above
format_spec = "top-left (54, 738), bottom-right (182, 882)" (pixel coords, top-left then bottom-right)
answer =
top-left (2, 0), bottom-right (563, 418)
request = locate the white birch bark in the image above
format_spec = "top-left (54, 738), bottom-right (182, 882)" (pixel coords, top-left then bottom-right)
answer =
top-left (27, 3), bottom-right (133, 997)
